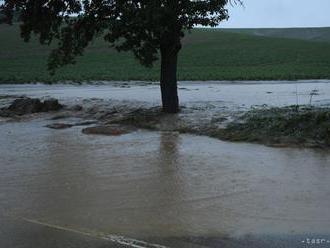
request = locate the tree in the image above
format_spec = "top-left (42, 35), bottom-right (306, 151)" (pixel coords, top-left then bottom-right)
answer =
top-left (1, 0), bottom-right (241, 113)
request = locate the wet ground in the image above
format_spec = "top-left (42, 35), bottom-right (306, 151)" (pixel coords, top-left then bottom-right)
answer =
top-left (1, 81), bottom-right (330, 247)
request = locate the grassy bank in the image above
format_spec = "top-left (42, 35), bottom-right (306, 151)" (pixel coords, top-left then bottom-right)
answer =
top-left (1, 25), bottom-right (330, 83)
top-left (215, 106), bottom-right (330, 147)
top-left (107, 105), bottom-right (330, 148)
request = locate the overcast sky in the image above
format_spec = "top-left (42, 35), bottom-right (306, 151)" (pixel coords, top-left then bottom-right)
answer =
top-left (222, 0), bottom-right (330, 28)
top-left (1, 0), bottom-right (329, 28)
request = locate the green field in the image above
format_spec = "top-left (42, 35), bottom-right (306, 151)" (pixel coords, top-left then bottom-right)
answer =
top-left (224, 27), bottom-right (330, 43)
top-left (1, 24), bottom-right (330, 83)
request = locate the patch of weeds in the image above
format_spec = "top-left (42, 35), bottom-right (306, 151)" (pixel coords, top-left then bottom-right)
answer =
top-left (214, 106), bottom-right (330, 147)
top-left (99, 104), bottom-right (330, 148)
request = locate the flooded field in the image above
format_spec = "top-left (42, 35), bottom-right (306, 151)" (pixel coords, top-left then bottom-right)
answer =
top-left (1, 80), bottom-right (330, 108)
top-left (1, 81), bottom-right (330, 247)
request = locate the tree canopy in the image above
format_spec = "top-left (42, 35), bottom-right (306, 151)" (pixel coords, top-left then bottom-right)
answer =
top-left (1, 0), bottom-right (240, 71)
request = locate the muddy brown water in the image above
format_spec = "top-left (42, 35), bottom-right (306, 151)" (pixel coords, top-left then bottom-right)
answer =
top-left (1, 81), bottom-right (330, 247)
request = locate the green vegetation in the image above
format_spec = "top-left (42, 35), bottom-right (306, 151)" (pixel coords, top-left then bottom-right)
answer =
top-left (215, 106), bottom-right (330, 147)
top-left (224, 27), bottom-right (330, 43)
top-left (88, 102), bottom-right (330, 148)
top-left (1, 25), bottom-right (330, 83)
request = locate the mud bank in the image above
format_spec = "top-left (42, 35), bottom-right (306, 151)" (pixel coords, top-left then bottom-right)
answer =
top-left (84, 103), bottom-right (330, 148)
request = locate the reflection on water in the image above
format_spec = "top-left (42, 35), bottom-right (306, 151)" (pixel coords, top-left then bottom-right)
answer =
top-left (159, 132), bottom-right (180, 167)
top-left (1, 118), bottom-right (330, 241)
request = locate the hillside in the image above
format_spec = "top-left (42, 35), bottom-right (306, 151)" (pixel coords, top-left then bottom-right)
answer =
top-left (223, 27), bottom-right (330, 43)
top-left (0, 25), bottom-right (330, 83)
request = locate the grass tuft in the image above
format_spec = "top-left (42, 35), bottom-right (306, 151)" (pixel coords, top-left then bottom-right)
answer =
top-left (216, 106), bottom-right (330, 147)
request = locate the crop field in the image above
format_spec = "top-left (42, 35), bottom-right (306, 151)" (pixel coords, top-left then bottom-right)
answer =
top-left (224, 27), bottom-right (330, 43)
top-left (1, 24), bottom-right (330, 83)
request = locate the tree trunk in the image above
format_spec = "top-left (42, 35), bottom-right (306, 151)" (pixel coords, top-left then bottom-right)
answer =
top-left (160, 46), bottom-right (180, 113)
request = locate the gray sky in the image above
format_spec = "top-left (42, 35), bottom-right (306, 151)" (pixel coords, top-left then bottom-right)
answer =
top-left (222, 0), bottom-right (330, 28)
top-left (1, 0), bottom-right (329, 28)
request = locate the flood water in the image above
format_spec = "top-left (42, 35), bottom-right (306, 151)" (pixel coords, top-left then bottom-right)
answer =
top-left (1, 81), bottom-right (330, 247)
top-left (1, 80), bottom-right (330, 109)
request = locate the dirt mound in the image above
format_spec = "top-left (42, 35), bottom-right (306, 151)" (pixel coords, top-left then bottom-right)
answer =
top-left (0, 97), bottom-right (63, 117)
top-left (82, 124), bottom-right (136, 136)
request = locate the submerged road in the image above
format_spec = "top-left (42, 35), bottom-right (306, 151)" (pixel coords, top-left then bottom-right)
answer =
top-left (3, 215), bottom-right (330, 248)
